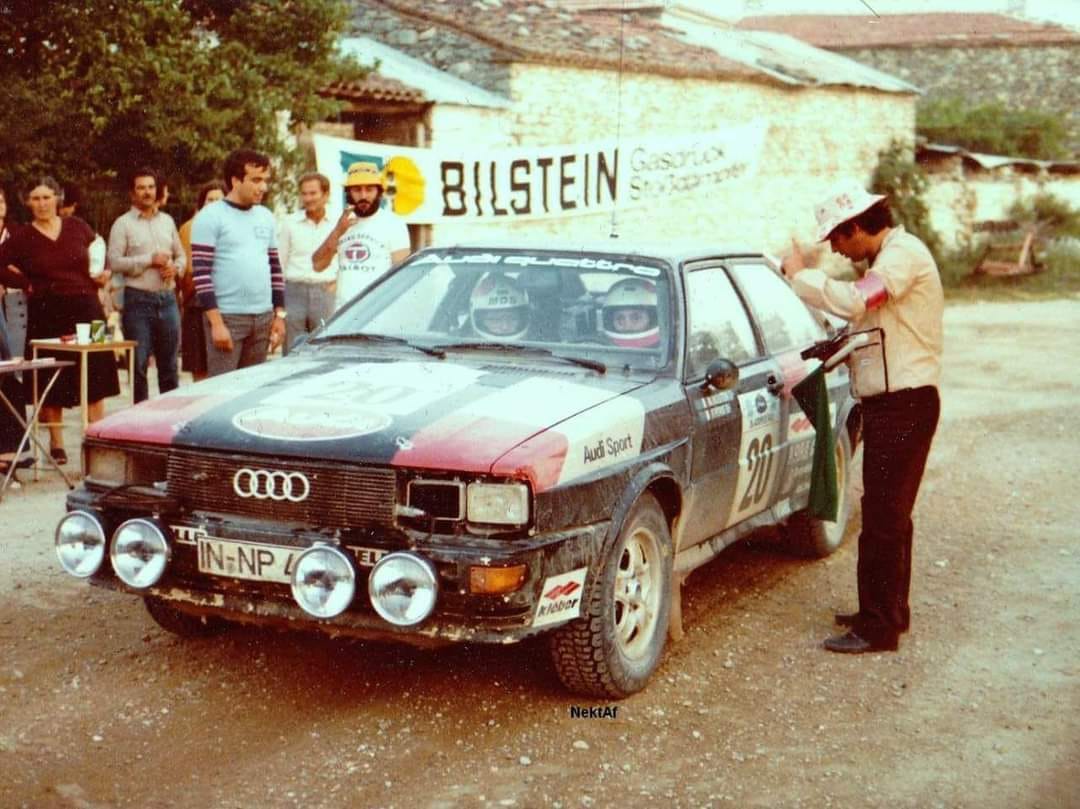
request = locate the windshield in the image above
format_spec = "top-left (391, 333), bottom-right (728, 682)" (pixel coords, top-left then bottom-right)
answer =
top-left (319, 249), bottom-right (675, 371)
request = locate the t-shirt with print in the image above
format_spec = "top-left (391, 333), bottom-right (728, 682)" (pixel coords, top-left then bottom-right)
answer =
top-left (334, 207), bottom-right (410, 310)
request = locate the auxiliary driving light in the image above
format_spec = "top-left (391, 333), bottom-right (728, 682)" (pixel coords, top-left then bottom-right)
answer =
top-left (290, 545), bottom-right (356, 619)
top-left (110, 519), bottom-right (170, 589)
top-left (368, 552), bottom-right (438, 627)
top-left (55, 510), bottom-right (107, 578)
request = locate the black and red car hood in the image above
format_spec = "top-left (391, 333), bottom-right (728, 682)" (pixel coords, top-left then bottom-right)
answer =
top-left (87, 354), bottom-right (652, 493)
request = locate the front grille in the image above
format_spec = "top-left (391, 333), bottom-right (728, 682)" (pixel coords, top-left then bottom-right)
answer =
top-left (167, 449), bottom-right (395, 528)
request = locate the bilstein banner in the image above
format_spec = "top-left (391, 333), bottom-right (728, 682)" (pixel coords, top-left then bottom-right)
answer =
top-left (313, 121), bottom-right (766, 224)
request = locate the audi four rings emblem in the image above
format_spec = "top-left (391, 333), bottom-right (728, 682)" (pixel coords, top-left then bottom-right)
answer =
top-left (232, 468), bottom-right (311, 502)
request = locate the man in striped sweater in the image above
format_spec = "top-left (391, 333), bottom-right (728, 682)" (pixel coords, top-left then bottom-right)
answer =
top-left (191, 149), bottom-right (287, 377)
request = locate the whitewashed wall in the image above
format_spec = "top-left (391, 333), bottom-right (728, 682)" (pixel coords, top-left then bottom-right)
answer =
top-left (426, 63), bottom-right (916, 256)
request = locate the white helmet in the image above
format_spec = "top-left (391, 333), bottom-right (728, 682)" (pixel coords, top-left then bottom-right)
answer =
top-left (470, 274), bottom-right (530, 341)
top-left (602, 278), bottom-right (659, 348)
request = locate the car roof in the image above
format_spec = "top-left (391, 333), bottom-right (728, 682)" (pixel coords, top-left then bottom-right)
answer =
top-left (415, 239), bottom-right (770, 267)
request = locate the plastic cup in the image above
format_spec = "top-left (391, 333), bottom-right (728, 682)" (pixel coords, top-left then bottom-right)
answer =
top-left (90, 319), bottom-right (106, 343)
top-left (75, 322), bottom-right (91, 344)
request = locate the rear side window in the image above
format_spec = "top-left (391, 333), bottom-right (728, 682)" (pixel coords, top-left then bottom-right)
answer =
top-left (729, 263), bottom-right (825, 353)
top-left (683, 267), bottom-right (758, 379)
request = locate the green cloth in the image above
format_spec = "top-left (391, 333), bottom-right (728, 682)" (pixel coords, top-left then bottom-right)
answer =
top-left (792, 365), bottom-right (838, 521)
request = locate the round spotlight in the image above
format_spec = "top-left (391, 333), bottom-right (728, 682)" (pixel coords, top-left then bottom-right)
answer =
top-left (110, 519), bottom-right (170, 589)
top-left (368, 552), bottom-right (438, 627)
top-left (290, 545), bottom-right (356, 619)
top-left (55, 510), bottom-right (107, 578)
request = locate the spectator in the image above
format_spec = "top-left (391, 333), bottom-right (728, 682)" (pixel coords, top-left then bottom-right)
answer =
top-left (0, 176), bottom-right (120, 464)
top-left (191, 149), bottom-right (286, 377)
top-left (106, 168), bottom-right (186, 403)
top-left (177, 180), bottom-right (226, 382)
top-left (0, 188), bottom-right (31, 475)
top-left (278, 172), bottom-right (336, 354)
top-left (312, 161), bottom-right (409, 312)
top-left (1, 187), bottom-right (29, 360)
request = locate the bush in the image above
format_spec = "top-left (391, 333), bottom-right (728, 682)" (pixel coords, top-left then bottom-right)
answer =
top-left (870, 140), bottom-right (943, 258)
top-left (917, 97), bottom-right (1070, 160)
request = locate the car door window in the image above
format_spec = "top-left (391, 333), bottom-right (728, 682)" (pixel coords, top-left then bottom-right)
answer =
top-left (683, 267), bottom-right (759, 380)
top-left (729, 264), bottom-right (825, 353)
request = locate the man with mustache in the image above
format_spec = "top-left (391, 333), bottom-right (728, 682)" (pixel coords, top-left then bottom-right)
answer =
top-left (312, 161), bottom-right (409, 313)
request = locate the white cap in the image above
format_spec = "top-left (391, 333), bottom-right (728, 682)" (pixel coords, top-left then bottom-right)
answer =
top-left (814, 181), bottom-right (886, 242)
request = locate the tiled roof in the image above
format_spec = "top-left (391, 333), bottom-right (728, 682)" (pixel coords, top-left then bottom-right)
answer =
top-left (359, 0), bottom-right (761, 82)
top-left (322, 73), bottom-right (427, 104)
top-left (734, 13), bottom-right (1080, 49)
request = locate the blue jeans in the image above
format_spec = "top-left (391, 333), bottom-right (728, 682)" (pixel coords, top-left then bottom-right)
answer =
top-left (122, 287), bottom-right (181, 403)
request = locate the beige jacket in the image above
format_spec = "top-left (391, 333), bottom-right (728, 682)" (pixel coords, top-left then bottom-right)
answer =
top-left (791, 226), bottom-right (944, 398)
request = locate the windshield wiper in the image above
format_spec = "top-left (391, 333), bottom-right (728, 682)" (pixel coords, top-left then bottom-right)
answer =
top-left (313, 332), bottom-right (445, 358)
top-left (437, 342), bottom-right (606, 374)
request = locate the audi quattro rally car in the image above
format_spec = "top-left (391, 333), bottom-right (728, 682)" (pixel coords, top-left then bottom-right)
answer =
top-left (56, 242), bottom-right (858, 698)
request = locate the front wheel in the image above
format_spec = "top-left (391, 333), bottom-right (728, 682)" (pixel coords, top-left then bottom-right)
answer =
top-left (550, 492), bottom-right (672, 698)
top-left (784, 428), bottom-right (853, 558)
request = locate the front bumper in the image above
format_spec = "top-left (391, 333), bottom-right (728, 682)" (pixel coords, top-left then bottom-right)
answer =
top-left (64, 487), bottom-right (607, 646)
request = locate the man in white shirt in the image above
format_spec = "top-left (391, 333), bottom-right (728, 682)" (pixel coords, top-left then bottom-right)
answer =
top-left (312, 161), bottom-right (410, 312)
top-left (278, 172), bottom-right (337, 354)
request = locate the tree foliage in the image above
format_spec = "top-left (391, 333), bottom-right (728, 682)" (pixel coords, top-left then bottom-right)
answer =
top-left (917, 97), bottom-right (1070, 161)
top-left (0, 0), bottom-right (365, 221)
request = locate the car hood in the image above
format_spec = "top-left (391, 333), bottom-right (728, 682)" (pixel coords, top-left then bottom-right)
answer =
top-left (87, 354), bottom-right (651, 491)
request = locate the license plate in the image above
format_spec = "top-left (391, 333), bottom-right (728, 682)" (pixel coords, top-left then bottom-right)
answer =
top-left (197, 538), bottom-right (296, 584)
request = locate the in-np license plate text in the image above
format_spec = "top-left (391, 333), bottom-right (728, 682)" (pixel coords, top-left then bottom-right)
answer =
top-left (197, 538), bottom-right (296, 584)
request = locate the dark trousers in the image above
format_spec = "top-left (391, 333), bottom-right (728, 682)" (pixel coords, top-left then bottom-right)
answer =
top-left (855, 386), bottom-right (940, 644)
top-left (122, 287), bottom-right (181, 404)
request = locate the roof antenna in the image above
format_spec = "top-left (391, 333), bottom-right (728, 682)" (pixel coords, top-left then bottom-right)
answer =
top-left (609, 1), bottom-right (627, 240)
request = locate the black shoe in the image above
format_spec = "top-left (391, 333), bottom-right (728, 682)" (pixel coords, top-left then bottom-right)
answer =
top-left (823, 630), bottom-right (898, 654)
top-left (50, 447), bottom-right (68, 465)
top-left (835, 611), bottom-right (860, 627)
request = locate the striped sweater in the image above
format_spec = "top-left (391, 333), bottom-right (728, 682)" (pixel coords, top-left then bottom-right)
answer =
top-left (191, 199), bottom-right (284, 314)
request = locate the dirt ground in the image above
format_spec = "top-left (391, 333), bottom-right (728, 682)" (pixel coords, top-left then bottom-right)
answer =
top-left (1, 299), bottom-right (1077, 809)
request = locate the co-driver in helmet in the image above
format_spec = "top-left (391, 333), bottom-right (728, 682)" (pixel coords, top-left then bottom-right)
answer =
top-left (601, 278), bottom-right (659, 348)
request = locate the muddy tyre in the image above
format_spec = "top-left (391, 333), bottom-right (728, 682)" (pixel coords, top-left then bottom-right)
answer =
top-left (784, 429), bottom-right (853, 558)
top-left (144, 597), bottom-right (226, 638)
top-left (550, 493), bottom-right (672, 698)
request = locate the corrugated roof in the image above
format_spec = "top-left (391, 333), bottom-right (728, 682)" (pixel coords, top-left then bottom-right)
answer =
top-left (354, 0), bottom-right (915, 92)
top-left (734, 13), bottom-right (1080, 49)
top-left (337, 36), bottom-right (513, 108)
top-left (918, 142), bottom-right (1080, 173)
top-left (662, 14), bottom-right (919, 94)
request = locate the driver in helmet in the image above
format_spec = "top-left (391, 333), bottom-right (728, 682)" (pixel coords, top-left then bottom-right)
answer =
top-left (601, 278), bottom-right (660, 348)
top-left (470, 273), bottom-right (530, 340)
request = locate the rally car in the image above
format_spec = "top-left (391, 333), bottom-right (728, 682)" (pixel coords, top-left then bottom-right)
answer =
top-left (56, 242), bottom-right (859, 698)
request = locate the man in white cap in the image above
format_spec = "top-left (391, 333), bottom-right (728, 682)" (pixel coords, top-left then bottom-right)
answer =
top-left (783, 180), bottom-right (944, 655)
top-left (312, 161), bottom-right (410, 312)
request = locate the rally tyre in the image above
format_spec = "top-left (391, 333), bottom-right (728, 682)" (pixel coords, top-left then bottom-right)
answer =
top-left (144, 597), bottom-right (227, 638)
top-left (784, 429), bottom-right (853, 558)
top-left (549, 492), bottom-right (673, 699)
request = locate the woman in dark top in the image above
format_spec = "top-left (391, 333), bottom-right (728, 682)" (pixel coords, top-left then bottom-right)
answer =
top-left (0, 177), bottom-right (120, 464)
top-left (0, 187), bottom-right (32, 474)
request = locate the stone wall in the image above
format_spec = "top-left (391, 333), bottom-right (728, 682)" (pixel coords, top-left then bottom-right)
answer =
top-left (923, 158), bottom-right (1080, 249)
top-left (842, 45), bottom-right (1080, 156)
top-left (426, 63), bottom-right (916, 255)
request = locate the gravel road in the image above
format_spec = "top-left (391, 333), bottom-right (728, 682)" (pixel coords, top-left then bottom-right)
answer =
top-left (1, 299), bottom-right (1077, 809)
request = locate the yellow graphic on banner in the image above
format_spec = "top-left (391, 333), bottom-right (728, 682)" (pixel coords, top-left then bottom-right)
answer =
top-left (385, 155), bottom-right (425, 215)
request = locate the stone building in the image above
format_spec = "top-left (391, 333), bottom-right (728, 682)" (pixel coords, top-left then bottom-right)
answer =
top-left (735, 13), bottom-right (1080, 157)
top-left (317, 0), bottom-right (919, 252)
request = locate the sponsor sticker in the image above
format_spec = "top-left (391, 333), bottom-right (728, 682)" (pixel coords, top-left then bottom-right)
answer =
top-left (232, 404), bottom-right (391, 441)
top-left (533, 567), bottom-right (588, 628)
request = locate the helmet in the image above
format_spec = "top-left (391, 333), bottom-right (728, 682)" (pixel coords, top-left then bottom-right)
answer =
top-left (343, 161), bottom-right (386, 189)
top-left (470, 274), bottom-right (530, 341)
top-left (602, 278), bottom-right (659, 348)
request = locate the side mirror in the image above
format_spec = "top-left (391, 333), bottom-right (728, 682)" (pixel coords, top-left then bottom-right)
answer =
top-left (701, 358), bottom-right (738, 392)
